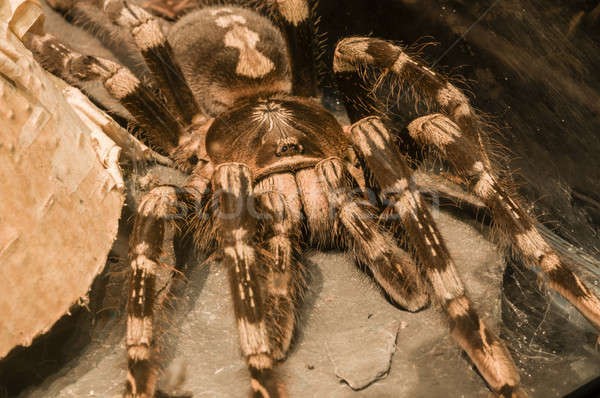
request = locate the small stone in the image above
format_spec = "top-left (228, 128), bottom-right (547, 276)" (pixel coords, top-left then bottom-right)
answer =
top-left (326, 320), bottom-right (399, 390)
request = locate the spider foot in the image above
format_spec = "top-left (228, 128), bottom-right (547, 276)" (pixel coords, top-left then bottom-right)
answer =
top-left (249, 367), bottom-right (287, 398)
top-left (123, 356), bottom-right (158, 398)
top-left (492, 386), bottom-right (529, 398)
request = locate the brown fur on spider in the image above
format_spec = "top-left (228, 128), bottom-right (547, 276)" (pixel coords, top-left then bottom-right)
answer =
top-left (24, 0), bottom-right (600, 397)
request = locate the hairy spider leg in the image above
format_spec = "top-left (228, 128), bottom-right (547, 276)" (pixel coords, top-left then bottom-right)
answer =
top-left (25, 33), bottom-right (182, 153)
top-left (101, 0), bottom-right (201, 125)
top-left (333, 37), bottom-right (491, 167)
top-left (406, 113), bottom-right (600, 330)
top-left (270, 0), bottom-right (318, 97)
top-left (212, 163), bottom-right (286, 398)
top-left (313, 158), bottom-right (429, 312)
top-left (254, 173), bottom-right (306, 361)
top-left (333, 35), bottom-right (600, 332)
top-left (349, 117), bottom-right (523, 397)
top-left (45, 0), bottom-right (149, 76)
top-left (126, 183), bottom-right (206, 398)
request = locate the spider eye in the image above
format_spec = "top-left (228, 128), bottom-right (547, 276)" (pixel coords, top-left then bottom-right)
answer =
top-left (282, 145), bottom-right (288, 152)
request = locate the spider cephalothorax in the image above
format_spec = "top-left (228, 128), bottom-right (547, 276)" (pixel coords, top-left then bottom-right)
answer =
top-left (206, 97), bottom-right (347, 178)
top-left (25, 0), bottom-right (600, 397)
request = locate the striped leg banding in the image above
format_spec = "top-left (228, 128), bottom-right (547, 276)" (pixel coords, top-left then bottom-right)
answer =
top-left (349, 117), bottom-right (455, 278)
top-left (294, 167), bottom-right (337, 247)
top-left (102, 0), bottom-right (200, 124)
top-left (212, 163), bottom-right (286, 397)
top-left (348, 116), bottom-right (522, 395)
top-left (126, 185), bottom-right (193, 398)
top-left (408, 113), bottom-right (600, 330)
top-left (273, 0), bottom-right (317, 97)
top-left (314, 158), bottom-right (428, 311)
top-left (272, 0), bottom-right (318, 97)
top-left (24, 32), bottom-right (181, 153)
top-left (333, 37), bottom-right (489, 163)
top-left (445, 296), bottom-right (521, 397)
top-left (254, 173), bottom-right (305, 360)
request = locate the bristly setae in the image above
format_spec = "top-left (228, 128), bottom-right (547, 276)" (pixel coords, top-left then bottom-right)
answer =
top-left (24, 0), bottom-right (600, 397)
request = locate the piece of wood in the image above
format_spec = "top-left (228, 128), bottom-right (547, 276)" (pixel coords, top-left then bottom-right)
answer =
top-left (0, 0), bottom-right (126, 359)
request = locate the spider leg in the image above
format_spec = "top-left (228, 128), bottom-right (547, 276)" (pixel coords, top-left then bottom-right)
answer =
top-left (333, 37), bottom-right (490, 164)
top-left (45, 0), bottom-right (147, 78)
top-left (311, 159), bottom-right (429, 311)
top-left (334, 34), bottom-right (600, 327)
top-left (254, 173), bottom-right (306, 360)
top-left (212, 163), bottom-right (286, 398)
top-left (270, 0), bottom-right (318, 97)
top-left (347, 117), bottom-right (522, 397)
top-left (100, 0), bottom-right (200, 125)
top-left (126, 177), bottom-right (209, 398)
top-left (25, 32), bottom-right (181, 153)
top-left (407, 113), bottom-right (600, 329)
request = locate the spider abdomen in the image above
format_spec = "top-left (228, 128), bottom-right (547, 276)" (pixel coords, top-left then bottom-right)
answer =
top-left (168, 6), bottom-right (292, 117)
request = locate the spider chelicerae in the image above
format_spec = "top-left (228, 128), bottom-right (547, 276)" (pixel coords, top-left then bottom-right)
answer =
top-left (23, 0), bottom-right (600, 397)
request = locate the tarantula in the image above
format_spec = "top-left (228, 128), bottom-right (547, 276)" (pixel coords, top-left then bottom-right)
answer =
top-left (24, 0), bottom-right (600, 397)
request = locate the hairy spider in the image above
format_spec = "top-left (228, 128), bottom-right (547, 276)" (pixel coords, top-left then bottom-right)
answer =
top-left (24, 0), bottom-right (600, 397)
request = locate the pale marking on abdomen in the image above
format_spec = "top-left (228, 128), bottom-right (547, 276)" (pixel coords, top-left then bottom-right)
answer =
top-left (213, 11), bottom-right (275, 78)
top-left (224, 25), bottom-right (274, 78)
